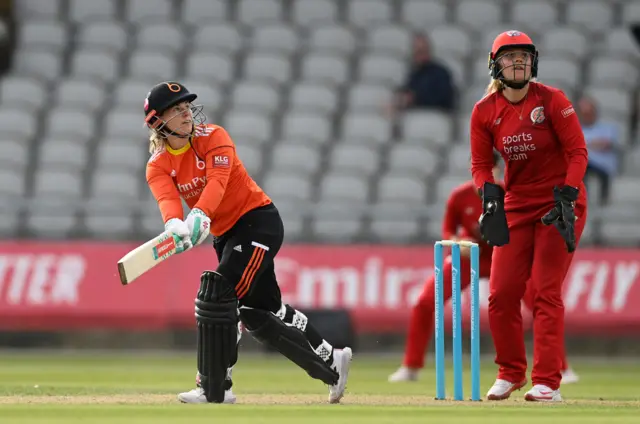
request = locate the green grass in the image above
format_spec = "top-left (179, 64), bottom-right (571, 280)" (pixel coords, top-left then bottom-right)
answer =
top-left (0, 351), bottom-right (639, 423)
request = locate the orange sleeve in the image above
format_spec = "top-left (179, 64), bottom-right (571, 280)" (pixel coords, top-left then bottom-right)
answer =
top-left (441, 191), bottom-right (459, 240)
top-left (146, 161), bottom-right (183, 223)
top-left (193, 129), bottom-right (235, 217)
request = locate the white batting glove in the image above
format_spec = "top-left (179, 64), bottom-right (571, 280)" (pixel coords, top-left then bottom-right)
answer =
top-left (185, 208), bottom-right (211, 247)
top-left (164, 218), bottom-right (193, 253)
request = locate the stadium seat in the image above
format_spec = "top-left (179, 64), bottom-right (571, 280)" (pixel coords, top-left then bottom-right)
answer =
top-left (537, 57), bottom-right (580, 88)
top-left (288, 82), bottom-right (339, 114)
top-left (243, 52), bottom-right (292, 85)
top-left (192, 23), bottom-right (244, 55)
top-left (447, 145), bottom-right (473, 177)
top-left (85, 212), bottom-right (136, 240)
top-left (610, 178), bottom-right (640, 205)
top-left (90, 168), bottom-right (140, 201)
top-left (358, 54), bottom-right (407, 86)
top-left (113, 79), bottom-right (154, 107)
top-left (621, 1), bottom-right (640, 25)
top-left (566, 0), bottom-right (613, 34)
top-left (600, 222), bottom-right (640, 247)
top-left (182, 0), bottom-right (229, 24)
top-left (125, 0), bottom-right (172, 23)
top-left (510, 0), bottom-right (559, 30)
top-left (54, 78), bottom-right (106, 112)
top-left (366, 25), bottom-right (412, 57)
top-left (387, 145), bottom-right (439, 178)
top-left (347, 0), bottom-right (393, 29)
top-left (583, 86), bottom-right (633, 120)
top-left (0, 210), bottom-right (19, 237)
top-left (589, 57), bottom-right (638, 88)
top-left (179, 80), bottom-right (224, 114)
top-left (136, 22), bottom-right (185, 52)
top-left (376, 174), bottom-right (427, 204)
top-left (0, 75), bottom-right (47, 111)
top-left (223, 110), bottom-right (273, 145)
top-left (39, 139), bottom-right (88, 170)
top-left (26, 211), bottom-right (77, 239)
top-left (33, 168), bottom-right (83, 198)
top-left (185, 52), bottom-right (235, 84)
top-left (308, 24), bottom-right (358, 55)
top-left (103, 110), bottom-right (147, 139)
top-left (237, 0), bottom-right (284, 26)
top-left (292, 0), bottom-right (338, 26)
top-left (623, 147), bottom-right (640, 177)
top-left (235, 144), bottom-right (263, 177)
top-left (0, 167), bottom-right (27, 197)
top-left (273, 200), bottom-right (306, 241)
top-left (429, 26), bottom-right (473, 58)
top-left (281, 112), bottom-right (332, 145)
top-left (128, 51), bottom-right (177, 80)
top-left (300, 53), bottom-right (349, 86)
top-left (401, 111), bottom-right (453, 147)
top-left (603, 29), bottom-right (640, 59)
top-left (71, 49), bottom-right (119, 82)
top-left (539, 27), bottom-right (589, 61)
top-left (76, 21), bottom-right (128, 52)
top-left (311, 217), bottom-right (364, 242)
top-left (370, 216), bottom-right (421, 243)
top-left (400, 0), bottom-right (447, 29)
top-left (45, 109), bottom-right (95, 141)
top-left (340, 112), bottom-right (392, 145)
top-left (15, 0), bottom-right (61, 20)
top-left (0, 139), bottom-right (29, 169)
top-left (347, 83), bottom-right (392, 112)
top-left (438, 55), bottom-right (465, 89)
top-left (17, 20), bottom-right (68, 52)
top-left (270, 143), bottom-right (322, 176)
top-left (96, 143), bottom-right (145, 171)
top-left (319, 173), bottom-right (370, 203)
top-left (434, 176), bottom-right (469, 204)
top-left (262, 172), bottom-right (314, 201)
top-left (13, 49), bottom-right (63, 82)
top-left (0, 107), bottom-right (37, 140)
top-left (327, 144), bottom-right (380, 177)
top-left (68, 0), bottom-right (118, 22)
top-left (251, 24), bottom-right (300, 55)
top-left (231, 81), bottom-right (281, 113)
top-left (454, 0), bottom-right (502, 32)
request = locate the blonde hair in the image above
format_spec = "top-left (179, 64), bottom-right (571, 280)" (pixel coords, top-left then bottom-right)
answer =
top-left (148, 130), bottom-right (166, 154)
top-left (485, 79), bottom-right (504, 95)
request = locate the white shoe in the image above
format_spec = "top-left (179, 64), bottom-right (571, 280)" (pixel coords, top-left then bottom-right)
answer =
top-left (524, 384), bottom-right (563, 402)
top-left (388, 366), bottom-right (419, 382)
top-left (561, 368), bottom-right (579, 384)
top-left (328, 347), bottom-right (352, 404)
top-left (177, 387), bottom-right (237, 404)
top-left (486, 378), bottom-right (527, 400)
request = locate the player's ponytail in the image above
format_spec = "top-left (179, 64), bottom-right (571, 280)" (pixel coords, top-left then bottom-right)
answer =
top-left (485, 79), bottom-right (504, 95)
top-left (148, 130), bottom-right (165, 154)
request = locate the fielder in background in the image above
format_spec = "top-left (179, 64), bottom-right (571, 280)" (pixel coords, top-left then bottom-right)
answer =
top-left (143, 82), bottom-right (352, 404)
top-left (388, 152), bottom-right (579, 385)
top-left (471, 30), bottom-right (588, 402)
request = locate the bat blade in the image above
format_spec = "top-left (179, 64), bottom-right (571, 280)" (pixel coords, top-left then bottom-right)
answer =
top-left (117, 231), bottom-right (179, 285)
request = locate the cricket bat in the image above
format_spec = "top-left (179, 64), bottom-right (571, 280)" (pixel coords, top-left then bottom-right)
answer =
top-left (117, 231), bottom-right (179, 285)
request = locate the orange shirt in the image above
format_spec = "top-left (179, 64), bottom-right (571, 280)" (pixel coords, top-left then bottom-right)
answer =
top-left (146, 124), bottom-right (272, 236)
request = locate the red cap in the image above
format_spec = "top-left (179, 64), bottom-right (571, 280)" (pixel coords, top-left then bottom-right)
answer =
top-left (490, 30), bottom-right (535, 59)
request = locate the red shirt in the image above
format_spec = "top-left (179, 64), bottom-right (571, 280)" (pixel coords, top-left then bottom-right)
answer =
top-left (442, 180), bottom-right (493, 263)
top-left (469, 82), bottom-right (588, 228)
top-left (146, 124), bottom-right (272, 236)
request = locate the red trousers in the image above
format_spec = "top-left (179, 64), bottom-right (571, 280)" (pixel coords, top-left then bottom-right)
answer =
top-left (403, 249), bottom-right (571, 375)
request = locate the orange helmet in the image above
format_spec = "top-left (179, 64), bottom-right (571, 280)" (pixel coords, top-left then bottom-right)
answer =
top-left (488, 30), bottom-right (538, 87)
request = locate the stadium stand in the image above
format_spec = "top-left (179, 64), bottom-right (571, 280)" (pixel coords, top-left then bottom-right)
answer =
top-left (1, 0), bottom-right (639, 246)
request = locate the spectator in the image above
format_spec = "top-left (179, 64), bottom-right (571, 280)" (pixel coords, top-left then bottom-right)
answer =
top-left (386, 33), bottom-right (456, 117)
top-left (578, 96), bottom-right (620, 205)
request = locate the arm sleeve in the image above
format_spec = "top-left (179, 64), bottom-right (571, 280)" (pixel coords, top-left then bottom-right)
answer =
top-left (193, 130), bottom-right (235, 217)
top-left (441, 193), bottom-right (459, 240)
top-left (146, 162), bottom-right (183, 224)
top-left (550, 91), bottom-right (589, 188)
top-left (469, 104), bottom-right (496, 190)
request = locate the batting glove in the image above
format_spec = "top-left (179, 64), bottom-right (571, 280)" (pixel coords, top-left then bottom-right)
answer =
top-left (185, 208), bottom-right (211, 247)
top-left (164, 218), bottom-right (192, 254)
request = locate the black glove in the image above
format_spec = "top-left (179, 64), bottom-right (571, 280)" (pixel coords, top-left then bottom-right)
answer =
top-left (478, 182), bottom-right (509, 246)
top-left (541, 185), bottom-right (579, 253)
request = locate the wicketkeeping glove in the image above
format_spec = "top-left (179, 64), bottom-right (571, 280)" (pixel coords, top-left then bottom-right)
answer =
top-left (185, 208), bottom-right (211, 247)
top-left (541, 185), bottom-right (579, 253)
top-left (164, 218), bottom-right (192, 254)
top-left (478, 182), bottom-right (510, 246)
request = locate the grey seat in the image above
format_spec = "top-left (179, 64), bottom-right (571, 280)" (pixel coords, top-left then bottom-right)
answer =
top-left (281, 112), bottom-right (332, 145)
top-left (244, 53), bottom-right (292, 85)
top-left (45, 109), bottom-right (96, 140)
top-left (537, 57), bottom-right (580, 88)
top-left (604, 29), bottom-right (640, 59)
top-left (274, 200), bottom-right (306, 241)
top-left (319, 173), bottom-right (370, 203)
top-left (434, 176), bottom-right (468, 203)
top-left (429, 26), bottom-right (472, 58)
top-left (377, 174), bottom-right (427, 204)
top-left (235, 144), bottom-right (263, 176)
top-left (370, 215), bottom-right (421, 242)
top-left (388, 145), bottom-right (438, 178)
top-left (401, 0), bottom-right (447, 29)
top-left (13, 49), bottom-right (63, 82)
top-left (76, 21), bottom-right (128, 52)
top-left (96, 142), bottom-right (145, 170)
top-left (358, 54), bottom-right (407, 86)
top-left (366, 25), bottom-right (412, 57)
top-left (589, 57), bottom-right (638, 88)
top-left (454, 0), bottom-right (502, 32)
top-left (125, 0), bottom-right (172, 23)
top-left (251, 24), bottom-right (300, 55)
top-left (15, 0), bottom-right (61, 20)
top-left (311, 216), bottom-right (363, 242)
top-left (566, 0), bottom-right (613, 34)
top-left (90, 168), bottom-right (140, 199)
top-left (510, 0), bottom-right (559, 30)
top-left (262, 172), bottom-right (313, 201)
top-left (136, 22), bottom-right (185, 52)
top-left (347, 0), bottom-right (393, 29)
top-left (308, 24), bottom-right (357, 55)
top-left (600, 222), bottom-right (640, 247)
top-left (192, 23), bottom-right (244, 55)
top-left (0, 210), bottom-right (19, 237)
top-left (341, 112), bottom-right (392, 145)
top-left (223, 110), bottom-right (273, 145)
top-left (292, 0), bottom-right (338, 26)
top-left (231, 81), bottom-right (280, 113)
top-left (33, 168), bottom-right (83, 198)
top-left (17, 20), bottom-right (67, 52)
top-left (539, 27), bottom-right (589, 61)
top-left (583, 87), bottom-right (632, 119)
top-left (0, 139), bottom-right (29, 169)
top-left (26, 210), bottom-right (78, 239)
top-left (289, 83), bottom-right (338, 114)
top-left (0, 168), bottom-right (27, 197)
top-left (113, 79), bottom-right (154, 107)
top-left (39, 139), bottom-right (88, 170)
top-left (1, 76), bottom-right (47, 111)
top-left (54, 78), bottom-right (106, 111)
top-left (447, 145), bottom-right (472, 177)
top-left (71, 49), bottom-right (119, 82)
top-left (300, 53), bottom-right (349, 86)
top-left (0, 107), bottom-right (37, 139)
top-left (237, 0), bottom-right (284, 26)
top-left (328, 144), bottom-right (379, 177)
top-left (68, 0), bottom-right (118, 22)
top-left (85, 212), bottom-right (136, 240)
top-left (128, 51), bottom-right (177, 80)
top-left (270, 143), bottom-right (321, 176)
top-left (182, 0), bottom-right (228, 24)
top-left (610, 178), bottom-right (640, 205)
top-left (103, 110), bottom-right (147, 139)
top-left (401, 111), bottom-right (453, 147)
top-left (347, 83), bottom-right (392, 112)
top-left (185, 52), bottom-right (235, 84)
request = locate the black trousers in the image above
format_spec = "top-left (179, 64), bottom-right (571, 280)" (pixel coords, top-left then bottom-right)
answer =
top-left (213, 203), bottom-right (284, 314)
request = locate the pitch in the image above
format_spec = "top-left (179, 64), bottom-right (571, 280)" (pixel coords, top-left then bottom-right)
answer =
top-left (0, 351), bottom-right (638, 423)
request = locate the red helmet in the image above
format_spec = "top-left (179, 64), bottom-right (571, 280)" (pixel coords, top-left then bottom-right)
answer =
top-left (488, 30), bottom-right (538, 87)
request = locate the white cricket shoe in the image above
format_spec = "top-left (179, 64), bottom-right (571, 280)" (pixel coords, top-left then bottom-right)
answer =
top-left (486, 378), bottom-right (527, 400)
top-left (524, 384), bottom-right (563, 402)
top-left (328, 347), bottom-right (352, 404)
top-left (177, 387), bottom-right (236, 404)
top-left (561, 368), bottom-right (579, 384)
top-left (388, 366), bottom-right (419, 382)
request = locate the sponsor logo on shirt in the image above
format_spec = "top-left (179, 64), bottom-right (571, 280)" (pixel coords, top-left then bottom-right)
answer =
top-left (561, 106), bottom-right (575, 118)
top-left (214, 155), bottom-right (230, 168)
top-left (177, 176), bottom-right (207, 200)
top-left (530, 106), bottom-right (545, 124)
top-left (502, 132), bottom-right (535, 162)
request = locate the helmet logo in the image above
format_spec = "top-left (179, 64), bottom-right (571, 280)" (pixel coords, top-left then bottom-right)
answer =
top-left (144, 97), bottom-right (149, 111)
top-left (166, 83), bottom-right (181, 92)
top-left (507, 30), bottom-right (522, 37)
top-left (530, 106), bottom-right (545, 124)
